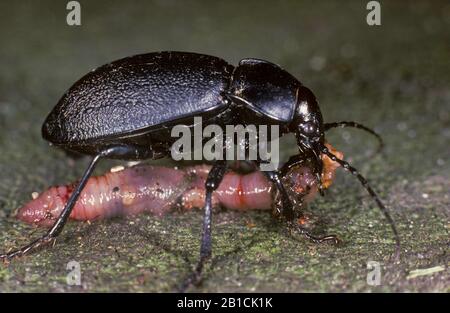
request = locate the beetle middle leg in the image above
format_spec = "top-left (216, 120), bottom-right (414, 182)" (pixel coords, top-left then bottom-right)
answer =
top-left (0, 145), bottom-right (150, 261)
top-left (180, 159), bottom-right (228, 290)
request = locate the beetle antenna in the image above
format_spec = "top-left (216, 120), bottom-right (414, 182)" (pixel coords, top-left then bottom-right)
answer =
top-left (324, 121), bottom-right (383, 155)
top-left (320, 144), bottom-right (401, 260)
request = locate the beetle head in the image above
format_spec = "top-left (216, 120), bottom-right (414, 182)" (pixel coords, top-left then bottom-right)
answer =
top-left (288, 86), bottom-right (325, 180)
top-left (291, 86), bottom-right (324, 150)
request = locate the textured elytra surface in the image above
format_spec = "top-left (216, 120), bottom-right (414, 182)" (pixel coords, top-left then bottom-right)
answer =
top-left (43, 52), bottom-right (233, 144)
top-left (0, 0), bottom-right (448, 292)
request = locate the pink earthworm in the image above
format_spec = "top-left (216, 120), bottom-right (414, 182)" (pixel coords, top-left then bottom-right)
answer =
top-left (16, 146), bottom-right (343, 227)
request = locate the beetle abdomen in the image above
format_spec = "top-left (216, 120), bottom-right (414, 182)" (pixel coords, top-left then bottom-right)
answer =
top-left (42, 52), bottom-right (233, 145)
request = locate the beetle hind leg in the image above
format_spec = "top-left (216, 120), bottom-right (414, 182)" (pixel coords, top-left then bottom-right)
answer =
top-left (0, 145), bottom-right (147, 262)
top-left (0, 153), bottom-right (102, 261)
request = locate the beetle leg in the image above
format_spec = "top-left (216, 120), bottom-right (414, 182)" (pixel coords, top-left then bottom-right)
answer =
top-left (281, 153), bottom-right (324, 196)
top-left (280, 154), bottom-right (308, 176)
top-left (180, 159), bottom-right (228, 290)
top-left (263, 170), bottom-right (295, 220)
top-left (0, 145), bottom-right (146, 261)
top-left (309, 148), bottom-right (325, 196)
top-left (0, 154), bottom-right (101, 261)
top-left (289, 222), bottom-right (340, 245)
top-left (264, 169), bottom-right (339, 244)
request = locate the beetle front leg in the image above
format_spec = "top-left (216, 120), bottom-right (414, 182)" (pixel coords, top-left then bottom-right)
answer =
top-left (264, 169), bottom-right (340, 245)
top-left (180, 159), bottom-right (228, 291)
top-left (282, 153), bottom-right (325, 196)
top-left (263, 170), bottom-right (295, 220)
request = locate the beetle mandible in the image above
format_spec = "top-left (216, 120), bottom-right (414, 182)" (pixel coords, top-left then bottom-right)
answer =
top-left (0, 51), bottom-right (400, 287)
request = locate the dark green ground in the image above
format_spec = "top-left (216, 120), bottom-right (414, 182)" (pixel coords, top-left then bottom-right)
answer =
top-left (0, 1), bottom-right (448, 292)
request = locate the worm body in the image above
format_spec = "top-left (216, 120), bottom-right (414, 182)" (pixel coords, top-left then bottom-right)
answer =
top-left (17, 145), bottom-right (343, 227)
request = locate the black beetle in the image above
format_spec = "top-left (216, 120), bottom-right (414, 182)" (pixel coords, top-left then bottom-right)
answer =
top-left (1, 51), bottom-right (400, 287)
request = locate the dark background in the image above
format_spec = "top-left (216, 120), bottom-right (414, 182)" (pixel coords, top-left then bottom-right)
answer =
top-left (0, 0), bottom-right (448, 292)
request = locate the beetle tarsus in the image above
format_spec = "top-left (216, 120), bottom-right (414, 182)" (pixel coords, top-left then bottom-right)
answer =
top-left (0, 235), bottom-right (55, 261)
top-left (178, 256), bottom-right (208, 292)
top-left (290, 223), bottom-right (341, 245)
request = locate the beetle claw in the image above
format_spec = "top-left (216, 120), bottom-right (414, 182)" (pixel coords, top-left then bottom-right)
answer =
top-left (0, 235), bottom-right (55, 261)
top-left (316, 235), bottom-right (341, 245)
top-left (289, 221), bottom-right (341, 246)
